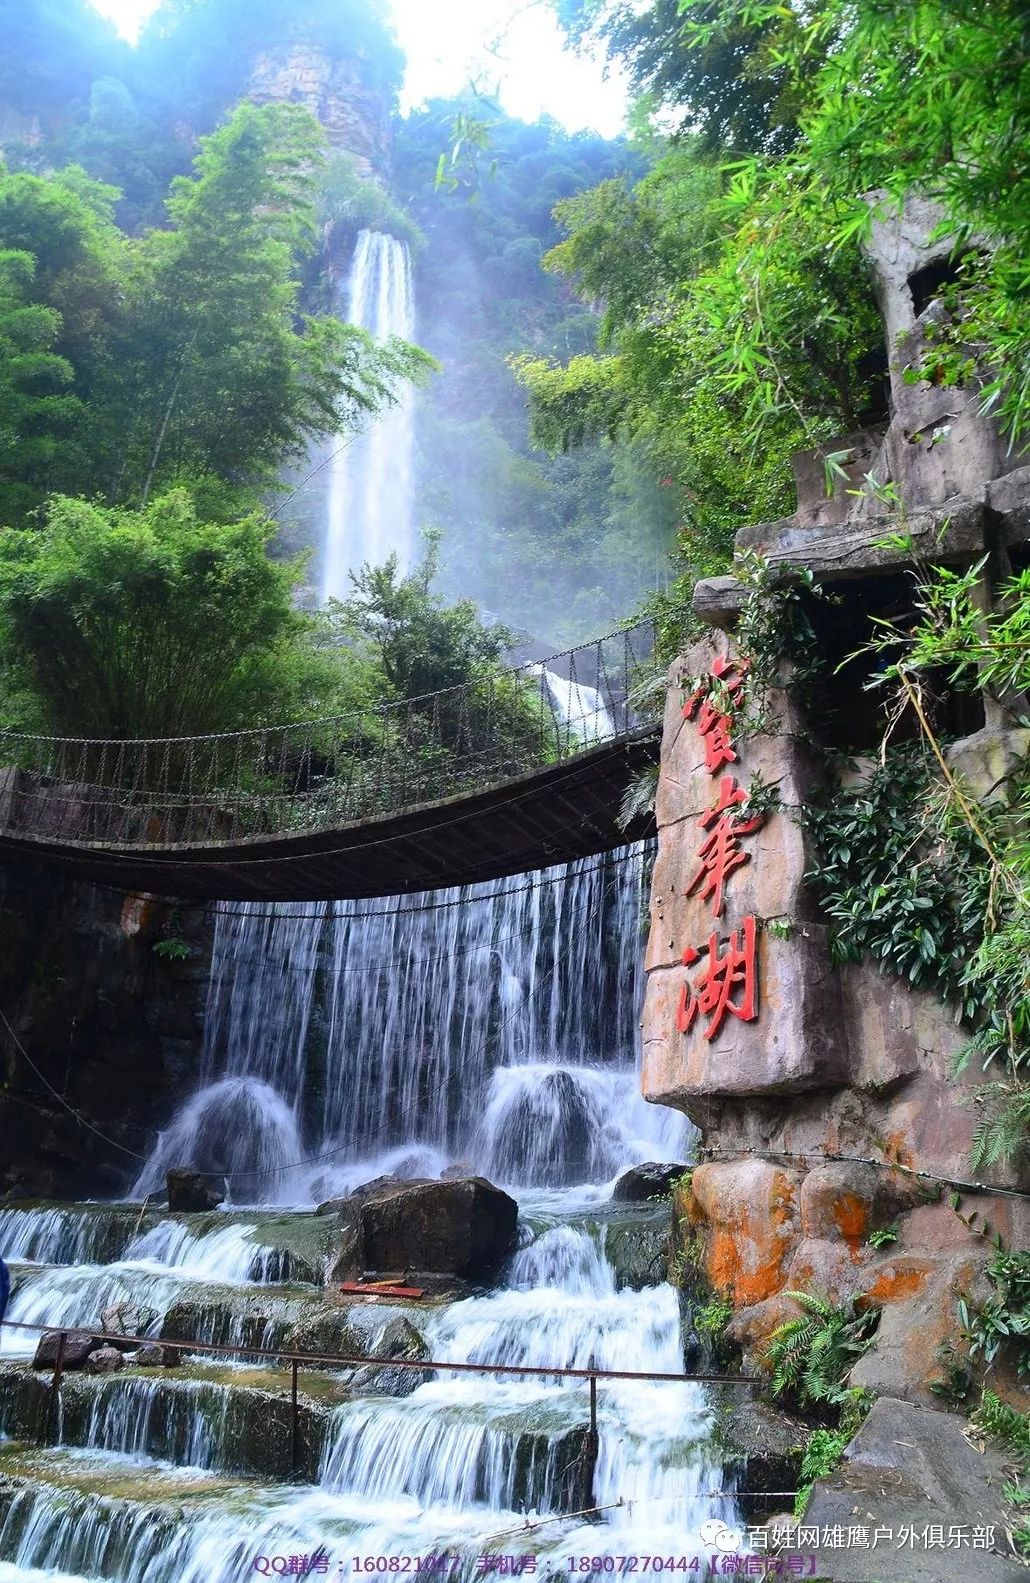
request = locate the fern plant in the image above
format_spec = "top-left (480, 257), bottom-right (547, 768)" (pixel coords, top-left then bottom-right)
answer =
top-left (618, 761), bottom-right (660, 831)
top-left (794, 1427), bottom-right (849, 1516)
top-left (959, 1249), bottom-right (1030, 1380)
top-left (766, 1290), bottom-right (879, 1407)
top-left (967, 1081), bottom-right (1030, 1173)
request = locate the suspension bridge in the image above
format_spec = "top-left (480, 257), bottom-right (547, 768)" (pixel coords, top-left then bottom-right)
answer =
top-left (0, 622), bottom-right (661, 900)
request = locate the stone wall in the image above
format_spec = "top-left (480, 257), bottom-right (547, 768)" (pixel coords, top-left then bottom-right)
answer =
top-left (645, 200), bottom-right (1030, 1406)
top-left (0, 861), bottom-right (211, 1200)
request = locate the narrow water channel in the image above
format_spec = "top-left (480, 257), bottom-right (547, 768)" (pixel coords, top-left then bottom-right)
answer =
top-left (0, 846), bottom-right (742, 1580)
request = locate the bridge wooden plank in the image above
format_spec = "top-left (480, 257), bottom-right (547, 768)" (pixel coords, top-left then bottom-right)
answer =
top-left (0, 731), bottom-right (660, 901)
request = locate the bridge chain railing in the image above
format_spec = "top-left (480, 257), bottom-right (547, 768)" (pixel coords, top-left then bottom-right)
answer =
top-left (0, 620), bottom-right (660, 848)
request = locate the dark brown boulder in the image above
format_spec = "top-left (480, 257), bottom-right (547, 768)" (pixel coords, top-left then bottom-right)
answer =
top-left (84, 1345), bottom-right (124, 1374)
top-left (166, 1169), bottom-right (224, 1212)
top-left (127, 1341), bottom-right (167, 1367)
top-left (611, 1162), bottom-right (689, 1202)
top-left (32, 1330), bottom-right (102, 1369)
top-left (328, 1176), bottom-right (518, 1282)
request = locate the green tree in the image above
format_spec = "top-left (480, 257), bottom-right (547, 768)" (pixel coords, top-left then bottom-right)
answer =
top-left (513, 137), bottom-right (871, 600)
top-left (557, 0), bottom-right (810, 155)
top-left (330, 537), bottom-right (551, 773)
top-left (0, 102), bottom-right (432, 521)
top-left (0, 250), bottom-right (79, 525)
top-left (0, 489), bottom-right (327, 739)
top-left (563, 0), bottom-right (1029, 441)
top-left (119, 101), bottom-right (431, 509)
top-left (43, 77), bottom-right (188, 233)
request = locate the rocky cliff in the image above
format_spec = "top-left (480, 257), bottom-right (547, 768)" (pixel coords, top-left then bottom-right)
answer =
top-left (248, 38), bottom-right (392, 179)
top-left (0, 863), bottom-right (211, 1200)
top-left (645, 200), bottom-right (1030, 1406)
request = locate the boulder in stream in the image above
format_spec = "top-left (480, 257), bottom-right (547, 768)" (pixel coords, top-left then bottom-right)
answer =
top-left (84, 1345), bottom-right (124, 1374)
top-left (166, 1170), bottom-right (225, 1212)
top-left (349, 1315), bottom-right (430, 1398)
top-left (32, 1330), bottom-right (101, 1370)
top-left (101, 1302), bottom-right (159, 1346)
top-left (611, 1162), bottom-right (689, 1202)
top-left (283, 1304), bottom-right (364, 1362)
top-left (326, 1176), bottom-right (518, 1282)
top-left (127, 1342), bottom-right (167, 1367)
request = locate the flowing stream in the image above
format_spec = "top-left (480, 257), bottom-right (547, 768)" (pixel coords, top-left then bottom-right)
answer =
top-left (0, 841), bottom-right (747, 1580)
top-left (0, 228), bottom-right (742, 1580)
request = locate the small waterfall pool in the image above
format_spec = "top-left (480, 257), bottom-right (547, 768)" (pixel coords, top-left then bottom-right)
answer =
top-left (0, 846), bottom-right (745, 1580)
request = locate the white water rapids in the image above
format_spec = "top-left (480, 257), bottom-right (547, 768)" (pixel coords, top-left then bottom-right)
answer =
top-left (0, 841), bottom-right (746, 1580)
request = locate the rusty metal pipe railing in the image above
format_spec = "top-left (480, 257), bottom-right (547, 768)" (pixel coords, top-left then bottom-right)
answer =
top-left (0, 1314), bottom-right (759, 1503)
top-left (0, 1316), bottom-right (757, 1386)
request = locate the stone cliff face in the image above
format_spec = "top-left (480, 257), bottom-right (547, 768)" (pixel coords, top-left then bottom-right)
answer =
top-left (0, 862), bottom-right (211, 1200)
top-left (646, 634), bottom-right (1028, 1403)
top-left (645, 201), bottom-right (1030, 1406)
top-left (248, 40), bottom-right (392, 179)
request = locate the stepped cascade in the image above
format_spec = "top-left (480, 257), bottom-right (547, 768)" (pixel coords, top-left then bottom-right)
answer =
top-left (322, 229), bottom-right (418, 598)
top-left (0, 845), bottom-right (745, 1580)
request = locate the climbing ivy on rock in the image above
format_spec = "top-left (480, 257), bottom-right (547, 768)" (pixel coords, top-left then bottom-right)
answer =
top-left (803, 750), bottom-right (991, 1011)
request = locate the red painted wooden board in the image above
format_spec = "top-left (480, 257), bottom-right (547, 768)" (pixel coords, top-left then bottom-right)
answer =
top-left (338, 1282), bottom-right (426, 1299)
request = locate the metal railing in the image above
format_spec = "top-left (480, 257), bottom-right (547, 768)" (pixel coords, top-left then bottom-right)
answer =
top-left (0, 621), bottom-right (659, 850)
top-left (0, 1312), bottom-right (756, 1488)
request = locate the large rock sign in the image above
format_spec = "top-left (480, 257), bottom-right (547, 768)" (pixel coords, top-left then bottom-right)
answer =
top-left (644, 200), bottom-right (1030, 1404)
top-left (643, 643), bottom-right (844, 1107)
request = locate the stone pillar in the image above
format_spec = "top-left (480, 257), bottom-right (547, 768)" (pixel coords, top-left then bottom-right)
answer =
top-left (642, 632), bottom-right (846, 1120)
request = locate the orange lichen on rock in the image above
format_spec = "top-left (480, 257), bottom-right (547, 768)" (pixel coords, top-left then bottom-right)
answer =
top-left (864, 1261), bottom-right (932, 1305)
top-left (882, 1131), bottom-right (916, 1170)
top-left (691, 1161), bottom-right (802, 1306)
top-left (831, 1192), bottom-right (870, 1254)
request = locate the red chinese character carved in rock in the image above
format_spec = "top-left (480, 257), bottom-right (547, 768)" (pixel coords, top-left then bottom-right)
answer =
top-left (682, 657), bottom-right (749, 775)
top-left (685, 776), bottom-right (763, 916)
top-left (675, 914), bottom-right (759, 1042)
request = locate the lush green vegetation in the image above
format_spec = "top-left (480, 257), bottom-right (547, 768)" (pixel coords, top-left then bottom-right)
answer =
top-left (765, 1290), bottom-right (876, 1507)
top-left (0, 491), bottom-right (331, 739)
top-left (0, 100), bottom-right (430, 529)
top-left (524, 0), bottom-right (1030, 633)
top-left (766, 1290), bottom-right (878, 1411)
top-left (1, 0), bottom-right (1027, 801)
top-left (324, 538), bottom-right (553, 776)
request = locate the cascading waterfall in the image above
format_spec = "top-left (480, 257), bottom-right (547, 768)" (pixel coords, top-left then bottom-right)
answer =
top-left (132, 843), bottom-right (685, 1206)
top-left (321, 229), bottom-right (417, 599)
top-left (532, 666), bottom-right (614, 745)
top-left (0, 178), bottom-right (749, 1578)
top-left (0, 836), bottom-right (743, 1579)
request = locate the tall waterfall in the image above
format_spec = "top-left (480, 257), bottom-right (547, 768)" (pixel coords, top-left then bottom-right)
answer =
top-left (133, 845), bottom-right (686, 1205)
top-left (321, 229), bottom-right (417, 599)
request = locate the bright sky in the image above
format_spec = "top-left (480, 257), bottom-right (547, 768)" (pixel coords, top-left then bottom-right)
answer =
top-left (87, 0), bottom-right (629, 137)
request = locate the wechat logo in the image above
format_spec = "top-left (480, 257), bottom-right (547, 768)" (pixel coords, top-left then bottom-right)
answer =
top-left (699, 1518), bottom-right (744, 1554)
